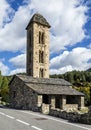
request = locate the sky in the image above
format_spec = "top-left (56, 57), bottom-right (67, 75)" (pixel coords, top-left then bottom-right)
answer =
top-left (0, 0), bottom-right (91, 76)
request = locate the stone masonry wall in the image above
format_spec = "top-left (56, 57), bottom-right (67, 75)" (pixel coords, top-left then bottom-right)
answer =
top-left (27, 22), bottom-right (50, 78)
top-left (9, 76), bottom-right (38, 111)
top-left (49, 107), bottom-right (91, 125)
top-left (33, 23), bottom-right (50, 78)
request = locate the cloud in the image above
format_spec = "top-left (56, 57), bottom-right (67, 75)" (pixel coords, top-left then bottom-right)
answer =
top-left (50, 65), bottom-right (74, 75)
top-left (0, 2), bottom-right (33, 52)
top-left (0, 61), bottom-right (9, 75)
top-left (9, 53), bottom-right (26, 75)
top-left (9, 53), bottom-right (26, 68)
top-left (9, 68), bottom-right (26, 75)
top-left (0, 0), bottom-right (14, 28)
top-left (0, 2), bottom-right (32, 52)
top-left (0, 0), bottom-right (88, 53)
top-left (88, 43), bottom-right (91, 49)
top-left (30, 0), bottom-right (88, 53)
top-left (50, 47), bottom-right (91, 74)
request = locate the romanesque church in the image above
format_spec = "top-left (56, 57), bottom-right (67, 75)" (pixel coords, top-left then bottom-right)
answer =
top-left (9, 13), bottom-right (84, 114)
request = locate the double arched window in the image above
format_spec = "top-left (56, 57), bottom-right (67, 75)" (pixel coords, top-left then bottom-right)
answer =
top-left (39, 31), bottom-right (45, 44)
top-left (39, 51), bottom-right (44, 63)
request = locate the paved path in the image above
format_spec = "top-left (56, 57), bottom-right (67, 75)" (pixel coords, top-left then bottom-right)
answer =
top-left (0, 107), bottom-right (91, 130)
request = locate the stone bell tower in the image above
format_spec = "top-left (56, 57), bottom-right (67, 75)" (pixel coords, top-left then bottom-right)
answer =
top-left (26, 13), bottom-right (51, 78)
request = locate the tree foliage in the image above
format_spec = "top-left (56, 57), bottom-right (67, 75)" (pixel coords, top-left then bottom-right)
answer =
top-left (50, 70), bottom-right (91, 84)
top-left (0, 73), bottom-right (12, 103)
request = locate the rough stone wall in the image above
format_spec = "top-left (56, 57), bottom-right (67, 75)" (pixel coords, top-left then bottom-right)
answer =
top-left (49, 107), bottom-right (91, 125)
top-left (9, 76), bottom-right (38, 111)
top-left (41, 103), bottom-right (50, 114)
top-left (27, 22), bottom-right (50, 78)
top-left (27, 25), bottom-right (33, 76)
top-left (63, 104), bottom-right (78, 111)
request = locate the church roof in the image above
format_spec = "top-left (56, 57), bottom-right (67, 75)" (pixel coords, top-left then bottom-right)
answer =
top-left (26, 13), bottom-right (51, 29)
top-left (11, 75), bottom-right (84, 96)
top-left (26, 83), bottom-right (84, 95)
top-left (17, 75), bottom-right (71, 86)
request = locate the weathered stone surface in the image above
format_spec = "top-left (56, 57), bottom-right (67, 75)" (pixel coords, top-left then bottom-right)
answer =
top-left (49, 107), bottom-right (91, 125)
top-left (41, 103), bottom-right (50, 114)
top-left (26, 13), bottom-right (50, 78)
top-left (26, 13), bottom-right (51, 29)
top-left (9, 76), bottom-right (39, 111)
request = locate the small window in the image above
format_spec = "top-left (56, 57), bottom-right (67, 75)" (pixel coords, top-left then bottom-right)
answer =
top-left (39, 68), bottom-right (44, 78)
top-left (13, 91), bottom-right (16, 98)
top-left (39, 31), bottom-right (41, 44)
top-left (42, 32), bottom-right (45, 44)
top-left (39, 31), bottom-right (45, 44)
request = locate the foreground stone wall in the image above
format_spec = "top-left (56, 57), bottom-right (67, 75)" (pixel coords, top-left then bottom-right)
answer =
top-left (49, 107), bottom-right (91, 125)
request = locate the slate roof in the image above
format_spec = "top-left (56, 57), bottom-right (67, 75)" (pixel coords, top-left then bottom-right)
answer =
top-left (26, 13), bottom-right (51, 29)
top-left (26, 83), bottom-right (84, 95)
top-left (16, 75), bottom-right (84, 96)
top-left (17, 75), bottom-right (71, 86)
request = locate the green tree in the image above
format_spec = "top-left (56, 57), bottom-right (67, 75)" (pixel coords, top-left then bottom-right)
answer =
top-left (1, 77), bottom-right (9, 103)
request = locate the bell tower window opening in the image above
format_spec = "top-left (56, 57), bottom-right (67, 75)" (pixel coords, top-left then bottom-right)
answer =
top-left (42, 32), bottom-right (45, 44)
top-left (39, 31), bottom-right (45, 44)
top-left (39, 31), bottom-right (41, 44)
top-left (39, 68), bottom-right (44, 78)
top-left (39, 51), bottom-right (44, 63)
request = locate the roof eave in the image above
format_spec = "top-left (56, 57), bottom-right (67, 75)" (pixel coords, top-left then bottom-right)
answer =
top-left (26, 21), bottom-right (51, 30)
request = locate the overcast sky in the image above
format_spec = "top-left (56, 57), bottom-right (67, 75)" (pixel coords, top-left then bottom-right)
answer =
top-left (0, 0), bottom-right (91, 75)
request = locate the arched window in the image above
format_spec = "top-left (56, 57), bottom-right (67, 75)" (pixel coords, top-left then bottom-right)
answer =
top-left (39, 31), bottom-right (41, 44)
top-left (39, 68), bottom-right (44, 78)
top-left (41, 51), bottom-right (44, 63)
top-left (39, 51), bottom-right (44, 63)
top-left (39, 32), bottom-right (45, 44)
top-left (39, 50), bottom-right (41, 63)
top-left (42, 32), bottom-right (45, 44)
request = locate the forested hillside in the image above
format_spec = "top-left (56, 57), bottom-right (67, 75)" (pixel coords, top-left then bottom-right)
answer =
top-left (50, 70), bottom-right (91, 83)
top-left (87, 68), bottom-right (91, 72)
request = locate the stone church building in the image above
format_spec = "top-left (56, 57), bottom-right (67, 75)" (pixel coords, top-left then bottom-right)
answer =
top-left (9, 13), bottom-right (84, 113)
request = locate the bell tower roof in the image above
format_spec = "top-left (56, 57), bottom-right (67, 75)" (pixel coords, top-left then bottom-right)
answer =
top-left (26, 13), bottom-right (51, 29)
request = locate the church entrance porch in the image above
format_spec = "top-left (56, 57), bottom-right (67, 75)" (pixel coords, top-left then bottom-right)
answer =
top-left (37, 94), bottom-right (84, 113)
